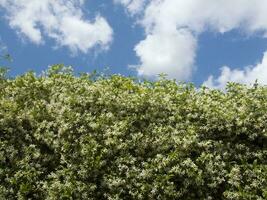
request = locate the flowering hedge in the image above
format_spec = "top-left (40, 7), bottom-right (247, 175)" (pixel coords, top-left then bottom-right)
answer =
top-left (0, 65), bottom-right (266, 199)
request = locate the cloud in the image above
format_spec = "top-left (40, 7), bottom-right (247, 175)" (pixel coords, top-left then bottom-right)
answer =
top-left (0, 37), bottom-right (7, 53)
top-left (135, 29), bottom-right (196, 80)
top-left (203, 51), bottom-right (267, 89)
top-left (141, 0), bottom-right (267, 35)
top-left (0, 0), bottom-right (113, 54)
top-left (116, 0), bottom-right (267, 80)
top-left (113, 0), bottom-right (147, 15)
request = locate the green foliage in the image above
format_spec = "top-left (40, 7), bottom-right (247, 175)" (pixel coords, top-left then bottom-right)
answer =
top-left (0, 65), bottom-right (266, 199)
top-left (0, 67), bottom-right (9, 79)
top-left (0, 52), bottom-right (12, 80)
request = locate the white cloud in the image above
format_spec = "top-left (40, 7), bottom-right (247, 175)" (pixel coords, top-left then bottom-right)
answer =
top-left (142, 0), bottom-right (267, 35)
top-left (116, 0), bottom-right (267, 80)
top-left (135, 29), bottom-right (196, 80)
top-left (203, 52), bottom-right (267, 89)
top-left (113, 0), bottom-right (147, 15)
top-left (0, 0), bottom-right (113, 53)
top-left (0, 37), bottom-right (7, 53)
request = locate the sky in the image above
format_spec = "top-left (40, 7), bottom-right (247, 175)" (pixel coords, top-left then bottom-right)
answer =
top-left (1, 0), bottom-right (267, 88)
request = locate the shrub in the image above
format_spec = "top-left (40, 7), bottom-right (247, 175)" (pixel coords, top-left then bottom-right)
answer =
top-left (0, 65), bottom-right (266, 199)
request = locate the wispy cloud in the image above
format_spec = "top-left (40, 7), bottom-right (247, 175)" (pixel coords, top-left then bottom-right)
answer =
top-left (203, 51), bottom-right (267, 89)
top-left (113, 0), bottom-right (147, 15)
top-left (0, 37), bottom-right (7, 53)
top-left (0, 0), bottom-right (113, 54)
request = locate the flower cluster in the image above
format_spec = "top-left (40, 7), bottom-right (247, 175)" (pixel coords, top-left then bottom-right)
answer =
top-left (0, 65), bottom-right (266, 199)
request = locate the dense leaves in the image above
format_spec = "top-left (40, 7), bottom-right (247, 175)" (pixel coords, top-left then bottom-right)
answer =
top-left (0, 65), bottom-right (266, 199)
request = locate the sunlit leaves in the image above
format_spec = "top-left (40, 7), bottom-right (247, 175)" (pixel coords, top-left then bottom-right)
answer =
top-left (0, 66), bottom-right (266, 199)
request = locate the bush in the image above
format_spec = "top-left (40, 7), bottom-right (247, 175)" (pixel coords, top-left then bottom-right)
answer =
top-left (0, 65), bottom-right (266, 199)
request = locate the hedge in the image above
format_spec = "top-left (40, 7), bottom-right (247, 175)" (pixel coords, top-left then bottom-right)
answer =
top-left (0, 65), bottom-right (266, 199)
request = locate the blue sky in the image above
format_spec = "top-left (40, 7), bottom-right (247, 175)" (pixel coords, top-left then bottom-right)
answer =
top-left (1, 0), bottom-right (267, 88)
